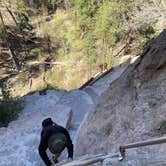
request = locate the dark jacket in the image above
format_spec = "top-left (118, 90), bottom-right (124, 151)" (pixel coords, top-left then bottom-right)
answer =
top-left (38, 124), bottom-right (73, 166)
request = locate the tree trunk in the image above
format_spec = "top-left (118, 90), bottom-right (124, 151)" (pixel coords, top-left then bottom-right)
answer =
top-left (0, 10), bottom-right (21, 71)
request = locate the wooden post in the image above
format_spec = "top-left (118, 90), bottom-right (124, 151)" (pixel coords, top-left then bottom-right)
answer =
top-left (119, 136), bottom-right (166, 160)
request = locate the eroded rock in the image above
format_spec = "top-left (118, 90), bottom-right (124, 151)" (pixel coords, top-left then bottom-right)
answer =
top-left (75, 30), bottom-right (166, 157)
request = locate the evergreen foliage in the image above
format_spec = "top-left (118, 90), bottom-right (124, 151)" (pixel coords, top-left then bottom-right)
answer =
top-left (68, 0), bottom-right (134, 67)
top-left (14, 0), bottom-right (26, 13)
top-left (0, 0), bottom-right (160, 90)
top-left (0, 91), bottom-right (23, 127)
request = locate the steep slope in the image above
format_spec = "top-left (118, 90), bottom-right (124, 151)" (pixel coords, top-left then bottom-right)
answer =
top-left (0, 104), bottom-right (72, 166)
top-left (0, 60), bottom-right (128, 166)
top-left (75, 30), bottom-right (166, 156)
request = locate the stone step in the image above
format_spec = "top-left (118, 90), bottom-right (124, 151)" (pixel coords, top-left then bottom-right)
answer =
top-left (83, 86), bottom-right (99, 105)
top-left (57, 90), bottom-right (94, 125)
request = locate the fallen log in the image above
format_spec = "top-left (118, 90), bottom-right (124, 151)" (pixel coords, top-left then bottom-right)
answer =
top-left (79, 68), bottom-right (113, 90)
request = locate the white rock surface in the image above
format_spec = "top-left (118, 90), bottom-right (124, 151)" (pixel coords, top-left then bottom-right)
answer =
top-left (0, 105), bottom-right (72, 166)
top-left (23, 89), bottom-right (67, 113)
top-left (57, 90), bottom-right (94, 127)
top-left (90, 61), bottom-right (129, 96)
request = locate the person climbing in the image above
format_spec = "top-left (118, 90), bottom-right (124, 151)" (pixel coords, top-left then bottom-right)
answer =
top-left (38, 118), bottom-right (73, 166)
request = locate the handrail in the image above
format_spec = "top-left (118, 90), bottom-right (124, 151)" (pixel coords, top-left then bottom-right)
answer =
top-left (119, 136), bottom-right (166, 160)
top-left (55, 153), bottom-right (119, 166)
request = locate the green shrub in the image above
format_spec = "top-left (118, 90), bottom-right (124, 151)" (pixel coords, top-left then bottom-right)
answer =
top-left (0, 92), bottom-right (23, 127)
top-left (14, 0), bottom-right (26, 13)
top-left (138, 23), bottom-right (155, 39)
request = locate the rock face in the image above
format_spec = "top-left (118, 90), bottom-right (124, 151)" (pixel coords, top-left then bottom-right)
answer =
top-left (103, 153), bottom-right (166, 166)
top-left (75, 30), bottom-right (166, 157)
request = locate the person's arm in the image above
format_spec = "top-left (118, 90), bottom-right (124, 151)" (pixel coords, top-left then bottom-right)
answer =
top-left (66, 137), bottom-right (73, 159)
top-left (38, 132), bottom-right (52, 166)
top-left (61, 128), bottom-right (74, 159)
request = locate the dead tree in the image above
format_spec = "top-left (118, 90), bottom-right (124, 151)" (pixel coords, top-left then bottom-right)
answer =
top-left (6, 7), bottom-right (29, 58)
top-left (0, 10), bottom-right (21, 71)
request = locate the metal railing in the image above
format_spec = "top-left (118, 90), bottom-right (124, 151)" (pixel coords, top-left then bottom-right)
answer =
top-left (119, 136), bottom-right (166, 160)
top-left (53, 136), bottom-right (166, 165)
top-left (55, 153), bottom-right (119, 166)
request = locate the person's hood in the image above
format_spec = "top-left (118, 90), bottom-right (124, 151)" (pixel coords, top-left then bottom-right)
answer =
top-left (42, 118), bottom-right (53, 128)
